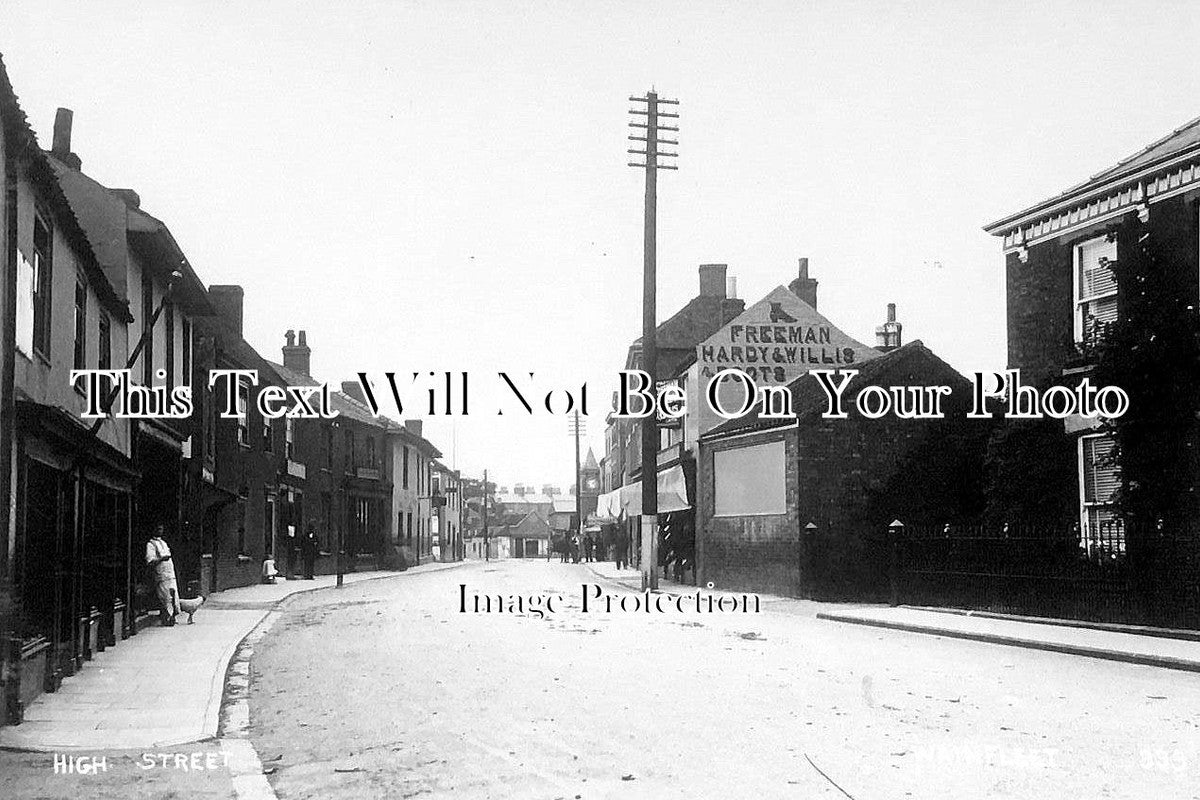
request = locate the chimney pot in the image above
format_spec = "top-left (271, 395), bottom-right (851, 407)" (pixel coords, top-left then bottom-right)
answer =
top-left (282, 329), bottom-right (311, 376)
top-left (798, 257), bottom-right (809, 280)
top-left (698, 263), bottom-right (728, 298)
top-left (726, 276), bottom-right (738, 299)
top-left (887, 302), bottom-right (896, 323)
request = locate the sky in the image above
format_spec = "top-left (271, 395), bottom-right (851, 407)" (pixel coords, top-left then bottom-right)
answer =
top-left (3, 1), bottom-right (1199, 489)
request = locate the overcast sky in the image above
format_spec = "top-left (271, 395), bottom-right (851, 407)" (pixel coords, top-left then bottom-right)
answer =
top-left (4, 1), bottom-right (1199, 489)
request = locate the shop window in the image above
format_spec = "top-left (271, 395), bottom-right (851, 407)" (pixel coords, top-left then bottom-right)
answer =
top-left (1074, 235), bottom-right (1118, 345)
top-left (713, 440), bottom-right (786, 516)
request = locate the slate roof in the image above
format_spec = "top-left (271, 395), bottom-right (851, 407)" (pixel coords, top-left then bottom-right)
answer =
top-left (0, 55), bottom-right (128, 320)
top-left (985, 115), bottom-right (1200, 232)
top-left (195, 316), bottom-right (284, 384)
top-left (626, 294), bottom-right (745, 378)
top-left (506, 511), bottom-right (552, 540)
top-left (702, 340), bottom-right (968, 440)
top-left (266, 359), bottom-right (392, 430)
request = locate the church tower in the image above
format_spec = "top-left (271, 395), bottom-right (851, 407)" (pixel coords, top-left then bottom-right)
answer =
top-left (580, 447), bottom-right (601, 520)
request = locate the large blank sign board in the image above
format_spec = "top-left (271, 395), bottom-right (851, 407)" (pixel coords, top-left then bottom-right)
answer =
top-left (713, 440), bottom-right (786, 516)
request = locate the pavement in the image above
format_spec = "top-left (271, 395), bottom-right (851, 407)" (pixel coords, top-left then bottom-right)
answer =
top-left (581, 559), bottom-right (1200, 673)
top-left (817, 605), bottom-right (1200, 672)
top-left (0, 561), bottom-right (464, 752)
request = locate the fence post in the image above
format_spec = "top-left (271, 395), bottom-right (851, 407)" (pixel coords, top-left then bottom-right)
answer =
top-left (801, 522), bottom-right (818, 599)
top-left (888, 520), bottom-right (904, 607)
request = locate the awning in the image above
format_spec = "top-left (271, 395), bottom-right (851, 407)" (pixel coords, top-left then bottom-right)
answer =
top-left (596, 464), bottom-right (690, 517)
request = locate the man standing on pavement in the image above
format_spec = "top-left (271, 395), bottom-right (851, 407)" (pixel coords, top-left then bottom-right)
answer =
top-left (301, 523), bottom-right (319, 579)
top-left (614, 525), bottom-right (629, 570)
top-left (145, 524), bottom-right (179, 626)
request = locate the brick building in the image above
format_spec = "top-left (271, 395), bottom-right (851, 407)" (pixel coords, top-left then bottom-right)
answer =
top-left (270, 334), bottom-right (396, 572)
top-left (697, 341), bottom-right (985, 598)
top-left (983, 116), bottom-right (1200, 545)
top-left (187, 286), bottom-right (291, 592)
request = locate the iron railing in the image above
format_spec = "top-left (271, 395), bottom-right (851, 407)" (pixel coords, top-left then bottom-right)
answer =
top-left (880, 519), bottom-right (1200, 629)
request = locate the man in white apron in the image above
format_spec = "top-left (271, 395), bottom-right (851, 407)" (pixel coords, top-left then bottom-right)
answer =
top-left (145, 525), bottom-right (179, 626)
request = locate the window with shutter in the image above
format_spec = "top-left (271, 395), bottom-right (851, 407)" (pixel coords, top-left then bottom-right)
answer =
top-left (1079, 433), bottom-right (1123, 555)
top-left (1074, 236), bottom-right (1118, 345)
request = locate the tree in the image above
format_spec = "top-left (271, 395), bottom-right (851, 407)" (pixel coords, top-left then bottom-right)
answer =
top-left (1091, 214), bottom-right (1200, 528)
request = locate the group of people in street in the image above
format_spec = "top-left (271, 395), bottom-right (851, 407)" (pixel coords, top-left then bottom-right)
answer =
top-left (285, 524), bottom-right (322, 580)
top-left (550, 524), bottom-right (632, 569)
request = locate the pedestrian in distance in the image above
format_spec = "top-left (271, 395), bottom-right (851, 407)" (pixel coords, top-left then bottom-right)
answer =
top-left (614, 526), bottom-right (629, 571)
top-left (301, 523), bottom-right (319, 579)
top-left (583, 532), bottom-right (595, 562)
top-left (145, 524), bottom-right (179, 626)
top-left (285, 526), bottom-right (298, 580)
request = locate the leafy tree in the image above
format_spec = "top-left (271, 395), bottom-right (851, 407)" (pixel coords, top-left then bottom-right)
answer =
top-left (1091, 214), bottom-right (1200, 528)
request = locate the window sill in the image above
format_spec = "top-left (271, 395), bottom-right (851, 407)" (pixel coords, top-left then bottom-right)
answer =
top-left (237, 554), bottom-right (252, 563)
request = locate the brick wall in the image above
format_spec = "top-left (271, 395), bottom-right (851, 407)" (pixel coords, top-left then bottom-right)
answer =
top-left (697, 431), bottom-right (799, 596)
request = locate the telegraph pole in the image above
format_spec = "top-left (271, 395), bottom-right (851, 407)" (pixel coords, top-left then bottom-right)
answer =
top-left (482, 469), bottom-right (489, 562)
top-left (629, 90), bottom-right (677, 591)
top-left (569, 410), bottom-right (585, 542)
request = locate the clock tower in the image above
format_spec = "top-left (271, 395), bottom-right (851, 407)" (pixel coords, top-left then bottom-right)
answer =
top-left (580, 447), bottom-right (601, 520)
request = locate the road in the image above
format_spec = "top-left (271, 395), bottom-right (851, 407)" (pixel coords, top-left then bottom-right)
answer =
top-left (245, 559), bottom-right (1200, 800)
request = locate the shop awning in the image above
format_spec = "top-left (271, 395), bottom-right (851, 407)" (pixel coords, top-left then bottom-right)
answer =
top-left (596, 464), bottom-right (690, 517)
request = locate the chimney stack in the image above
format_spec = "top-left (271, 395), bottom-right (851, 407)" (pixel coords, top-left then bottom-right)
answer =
top-left (208, 285), bottom-right (244, 337)
top-left (404, 419), bottom-right (423, 438)
top-left (282, 328), bottom-right (311, 376)
top-left (875, 303), bottom-right (903, 351)
top-left (698, 264), bottom-right (728, 298)
top-left (788, 257), bottom-right (819, 309)
top-left (51, 108), bottom-right (82, 170)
